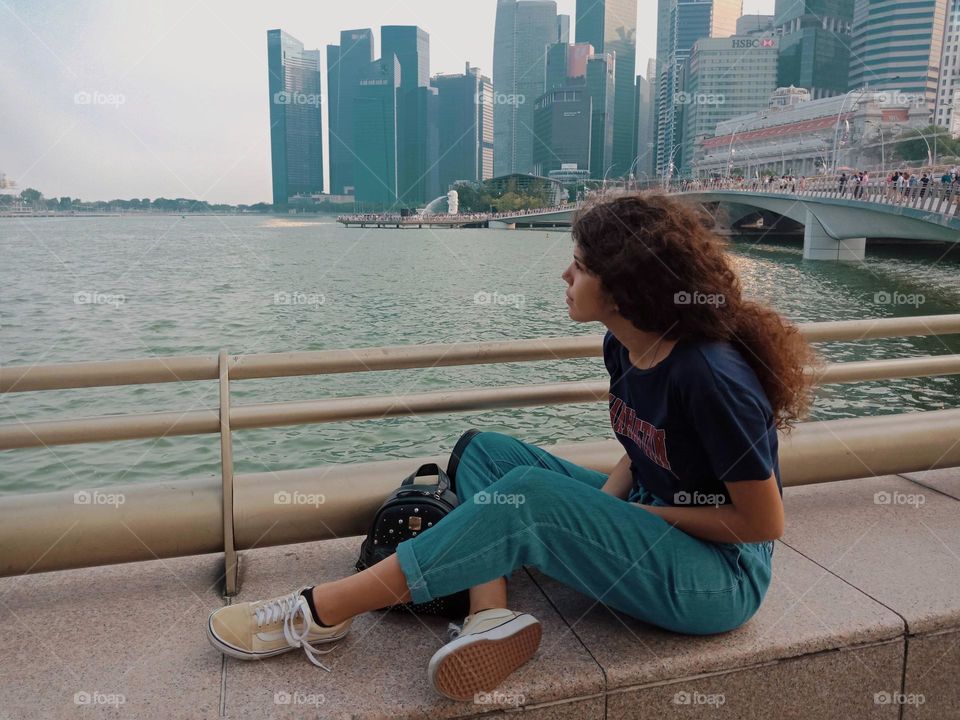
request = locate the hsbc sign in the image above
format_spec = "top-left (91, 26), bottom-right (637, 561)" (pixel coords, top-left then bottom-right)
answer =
top-left (732, 38), bottom-right (777, 49)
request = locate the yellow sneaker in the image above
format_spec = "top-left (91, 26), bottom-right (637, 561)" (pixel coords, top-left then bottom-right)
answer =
top-left (428, 608), bottom-right (541, 701)
top-left (206, 588), bottom-right (350, 670)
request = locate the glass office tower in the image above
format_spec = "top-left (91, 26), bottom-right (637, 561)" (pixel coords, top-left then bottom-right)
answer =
top-left (586, 53), bottom-right (616, 178)
top-left (680, 35), bottom-right (780, 174)
top-left (327, 29), bottom-right (374, 196)
top-left (849, 0), bottom-right (948, 112)
top-left (575, 0), bottom-right (638, 175)
top-left (774, 0), bottom-right (854, 99)
top-left (533, 86), bottom-right (592, 175)
top-left (654, 0), bottom-right (740, 176)
top-left (267, 29), bottom-right (324, 208)
top-left (432, 64), bottom-right (494, 192)
top-left (352, 57), bottom-right (400, 208)
top-left (381, 26), bottom-right (438, 205)
top-left (935, 0), bottom-right (960, 132)
top-left (493, 0), bottom-right (563, 175)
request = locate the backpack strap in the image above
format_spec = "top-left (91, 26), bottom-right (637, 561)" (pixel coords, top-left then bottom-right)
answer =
top-left (446, 429), bottom-right (482, 488)
top-left (401, 462), bottom-right (451, 496)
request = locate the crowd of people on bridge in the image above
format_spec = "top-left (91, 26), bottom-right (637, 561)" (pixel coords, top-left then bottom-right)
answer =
top-left (337, 204), bottom-right (571, 225)
top-left (672, 166), bottom-right (960, 206)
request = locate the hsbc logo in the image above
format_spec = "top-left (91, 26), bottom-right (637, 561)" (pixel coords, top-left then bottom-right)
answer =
top-left (732, 38), bottom-right (777, 49)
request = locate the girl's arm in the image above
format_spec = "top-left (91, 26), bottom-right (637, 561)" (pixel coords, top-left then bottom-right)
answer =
top-left (636, 473), bottom-right (784, 544)
top-left (600, 454), bottom-right (634, 499)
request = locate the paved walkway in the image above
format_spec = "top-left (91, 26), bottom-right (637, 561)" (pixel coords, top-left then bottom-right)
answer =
top-left (2, 468), bottom-right (958, 719)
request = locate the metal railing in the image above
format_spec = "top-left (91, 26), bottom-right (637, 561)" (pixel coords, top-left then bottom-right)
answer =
top-left (670, 177), bottom-right (960, 219)
top-left (2, 314), bottom-right (960, 593)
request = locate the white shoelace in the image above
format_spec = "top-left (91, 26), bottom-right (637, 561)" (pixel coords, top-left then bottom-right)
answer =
top-left (253, 591), bottom-right (339, 671)
top-left (446, 621), bottom-right (463, 641)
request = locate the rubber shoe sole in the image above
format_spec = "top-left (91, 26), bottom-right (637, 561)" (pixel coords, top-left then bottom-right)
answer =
top-left (429, 615), bottom-right (542, 701)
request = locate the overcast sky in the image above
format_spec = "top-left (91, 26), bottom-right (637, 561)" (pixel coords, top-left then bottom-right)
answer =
top-left (0, 0), bottom-right (774, 204)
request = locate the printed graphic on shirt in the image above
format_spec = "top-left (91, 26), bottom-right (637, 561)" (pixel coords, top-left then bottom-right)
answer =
top-left (609, 393), bottom-right (672, 471)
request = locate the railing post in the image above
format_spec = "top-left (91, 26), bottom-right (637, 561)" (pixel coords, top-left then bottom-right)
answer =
top-left (218, 349), bottom-right (239, 596)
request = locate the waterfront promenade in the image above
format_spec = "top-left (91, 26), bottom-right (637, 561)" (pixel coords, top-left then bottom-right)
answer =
top-left (2, 464), bottom-right (958, 718)
top-left (1, 317), bottom-right (959, 718)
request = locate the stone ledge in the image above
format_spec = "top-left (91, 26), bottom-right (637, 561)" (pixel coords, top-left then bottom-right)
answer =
top-left (781, 473), bottom-right (960, 635)
top-left (2, 468), bottom-right (959, 719)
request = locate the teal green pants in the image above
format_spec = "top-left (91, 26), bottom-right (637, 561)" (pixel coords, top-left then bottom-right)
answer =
top-left (396, 431), bottom-right (773, 634)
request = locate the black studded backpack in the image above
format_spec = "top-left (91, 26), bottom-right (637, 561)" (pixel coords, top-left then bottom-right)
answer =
top-left (354, 430), bottom-right (481, 618)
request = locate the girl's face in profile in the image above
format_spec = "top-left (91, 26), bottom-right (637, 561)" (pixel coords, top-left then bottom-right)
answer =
top-left (561, 244), bottom-right (616, 323)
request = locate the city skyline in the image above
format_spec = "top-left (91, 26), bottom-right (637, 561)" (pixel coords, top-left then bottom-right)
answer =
top-left (0, 0), bottom-right (774, 204)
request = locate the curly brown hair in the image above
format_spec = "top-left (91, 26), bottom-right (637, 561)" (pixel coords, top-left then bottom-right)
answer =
top-left (572, 192), bottom-right (818, 430)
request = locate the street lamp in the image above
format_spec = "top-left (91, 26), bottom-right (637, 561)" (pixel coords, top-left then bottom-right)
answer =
top-left (832, 87), bottom-right (869, 172)
top-left (831, 78), bottom-right (902, 172)
top-left (865, 120), bottom-right (886, 180)
top-left (914, 127), bottom-right (934, 167)
top-left (662, 144), bottom-right (682, 189)
top-left (602, 164), bottom-right (615, 193)
top-left (726, 120), bottom-right (751, 180)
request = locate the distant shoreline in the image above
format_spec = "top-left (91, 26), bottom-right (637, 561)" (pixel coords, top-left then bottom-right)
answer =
top-left (0, 211), bottom-right (339, 218)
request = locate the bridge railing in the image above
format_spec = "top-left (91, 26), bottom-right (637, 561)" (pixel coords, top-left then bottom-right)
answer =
top-left (337, 204), bottom-right (575, 224)
top-left (668, 178), bottom-right (960, 218)
top-left (2, 315), bottom-right (960, 592)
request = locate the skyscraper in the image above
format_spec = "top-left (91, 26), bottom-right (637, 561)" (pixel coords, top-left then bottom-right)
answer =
top-left (493, 0), bottom-right (564, 176)
top-left (381, 25), bottom-right (429, 88)
top-left (267, 30), bottom-right (324, 208)
top-left (935, 0), bottom-right (960, 133)
top-left (533, 86), bottom-right (592, 175)
top-left (849, 0), bottom-right (948, 111)
top-left (635, 60), bottom-right (656, 178)
top-left (381, 26), bottom-right (438, 205)
top-left (587, 53), bottom-right (616, 177)
top-left (774, 0), bottom-right (853, 100)
top-left (432, 64), bottom-right (494, 191)
top-left (654, 0), bottom-right (741, 176)
top-left (352, 57), bottom-right (401, 208)
top-left (327, 29), bottom-right (374, 196)
top-left (546, 43), bottom-right (571, 91)
top-left (681, 36), bottom-right (779, 174)
top-left (576, 0), bottom-right (638, 176)
top-left (652, 0), bottom-right (674, 179)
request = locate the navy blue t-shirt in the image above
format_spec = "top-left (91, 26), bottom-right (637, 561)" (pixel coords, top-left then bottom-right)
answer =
top-left (603, 330), bottom-right (781, 507)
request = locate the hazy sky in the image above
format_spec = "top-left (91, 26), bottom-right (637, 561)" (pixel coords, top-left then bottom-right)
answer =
top-left (0, 0), bottom-right (774, 204)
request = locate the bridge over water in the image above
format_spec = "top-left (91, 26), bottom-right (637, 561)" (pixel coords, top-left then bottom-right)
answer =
top-left (338, 180), bottom-right (960, 261)
top-left (492, 179), bottom-right (960, 260)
